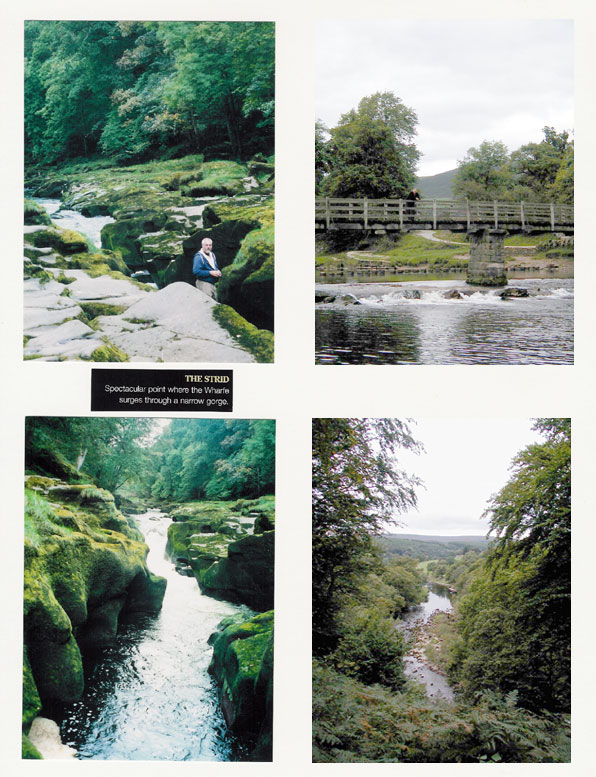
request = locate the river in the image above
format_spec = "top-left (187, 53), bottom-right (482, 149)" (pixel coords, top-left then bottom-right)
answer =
top-left (315, 278), bottom-right (573, 364)
top-left (398, 583), bottom-right (454, 702)
top-left (57, 509), bottom-right (252, 761)
top-left (32, 197), bottom-right (114, 248)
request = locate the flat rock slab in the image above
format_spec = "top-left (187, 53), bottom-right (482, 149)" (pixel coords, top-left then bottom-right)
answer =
top-left (24, 319), bottom-right (104, 360)
top-left (66, 274), bottom-right (151, 303)
top-left (24, 303), bottom-right (82, 334)
top-left (102, 282), bottom-right (255, 362)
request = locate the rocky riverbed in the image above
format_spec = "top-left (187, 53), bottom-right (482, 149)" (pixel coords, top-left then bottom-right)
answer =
top-left (24, 155), bottom-right (274, 362)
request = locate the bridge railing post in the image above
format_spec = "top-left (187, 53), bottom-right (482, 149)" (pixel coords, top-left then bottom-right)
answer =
top-left (494, 200), bottom-right (499, 228)
top-left (364, 198), bottom-right (368, 229)
top-left (521, 201), bottom-right (525, 230)
top-left (550, 203), bottom-right (555, 231)
top-left (325, 197), bottom-right (330, 230)
top-left (466, 199), bottom-right (471, 230)
top-left (399, 199), bottom-right (403, 231)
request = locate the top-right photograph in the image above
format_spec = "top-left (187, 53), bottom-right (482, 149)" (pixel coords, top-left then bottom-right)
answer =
top-left (315, 20), bottom-right (573, 365)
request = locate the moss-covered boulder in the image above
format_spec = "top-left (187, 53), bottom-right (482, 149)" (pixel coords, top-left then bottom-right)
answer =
top-left (213, 305), bottom-right (274, 363)
top-left (23, 479), bottom-right (166, 715)
top-left (200, 531), bottom-right (274, 611)
top-left (27, 226), bottom-right (89, 254)
top-left (216, 224), bottom-right (274, 331)
top-left (25, 199), bottom-right (52, 226)
top-left (208, 610), bottom-right (274, 760)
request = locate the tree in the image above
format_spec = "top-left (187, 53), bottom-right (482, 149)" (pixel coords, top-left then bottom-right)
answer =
top-left (312, 418), bottom-right (421, 653)
top-left (453, 140), bottom-right (511, 200)
top-left (451, 419), bottom-right (570, 712)
top-left (509, 127), bottom-right (572, 201)
top-left (319, 92), bottom-right (420, 199)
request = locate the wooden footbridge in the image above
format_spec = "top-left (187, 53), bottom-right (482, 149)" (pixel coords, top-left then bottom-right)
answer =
top-left (315, 198), bottom-right (574, 234)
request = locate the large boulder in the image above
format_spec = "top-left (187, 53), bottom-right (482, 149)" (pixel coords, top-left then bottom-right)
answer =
top-left (216, 225), bottom-right (274, 331)
top-left (200, 531), bottom-right (274, 611)
top-left (208, 610), bottom-right (274, 760)
top-left (23, 477), bottom-right (166, 718)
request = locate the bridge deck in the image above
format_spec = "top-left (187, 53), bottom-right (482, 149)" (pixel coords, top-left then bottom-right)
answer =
top-left (315, 198), bottom-right (574, 233)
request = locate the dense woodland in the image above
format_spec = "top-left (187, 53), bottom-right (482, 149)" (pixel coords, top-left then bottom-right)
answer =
top-left (25, 21), bottom-right (274, 166)
top-left (312, 418), bottom-right (571, 763)
top-left (316, 92), bottom-right (573, 204)
top-left (25, 417), bottom-right (275, 503)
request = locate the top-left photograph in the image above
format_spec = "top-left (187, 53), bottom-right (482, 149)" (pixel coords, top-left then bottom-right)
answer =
top-left (24, 20), bottom-right (275, 363)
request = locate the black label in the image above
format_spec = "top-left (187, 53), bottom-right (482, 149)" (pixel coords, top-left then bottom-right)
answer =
top-left (91, 369), bottom-right (233, 412)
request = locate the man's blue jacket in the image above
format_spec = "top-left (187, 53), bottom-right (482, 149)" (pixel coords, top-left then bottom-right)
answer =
top-left (193, 250), bottom-right (219, 284)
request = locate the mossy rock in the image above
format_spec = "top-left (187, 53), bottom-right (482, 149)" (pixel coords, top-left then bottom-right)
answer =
top-left (22, 733), bottom-right (43, 760)
top-left (23, 480), bottom-right (166, 710)
top-left (28, 227), bottom-right (89, 255)
top-left (24, 198), bottom-right (52, 226)
top-left (79, 301), bottom-right (127, 319)
top-left (23, 648), bottom-right (42, 728)
top-left (212, 305), bottom-right (273, 363)
top-left (216, 225), bottom-right (274, 331)
top-left (200, 531), bottom-right (274, 610)
top-left (209, 610), bottom-right (274, 750)
top-left (101, 216), bottom-right (167, 268)
top-left (81, 341), bottom-right (129, 363)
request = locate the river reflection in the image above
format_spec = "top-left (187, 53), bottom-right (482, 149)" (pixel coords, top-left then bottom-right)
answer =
top-left (315, 279), bottom-right (573, 365)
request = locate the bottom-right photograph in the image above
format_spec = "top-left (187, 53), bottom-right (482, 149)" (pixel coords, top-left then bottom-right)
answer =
top-left (312, 417), bottom-right (570, 763)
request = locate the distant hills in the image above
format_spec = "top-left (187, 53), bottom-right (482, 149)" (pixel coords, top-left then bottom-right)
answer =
top-left (416, 168), bottom-right (457, 199)
top-left (379, 532), bottom-right (490, 561)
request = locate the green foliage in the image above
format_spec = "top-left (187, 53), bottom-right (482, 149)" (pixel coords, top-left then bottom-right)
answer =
top-left (453, 128), bottom-right (573, 203)
top-left (313, 662), bottom-right (570, 763)
top-left (146, 419), bottom-right (275, 502)
top-left (332, 607), bottom-right (405, 689)
top-left (317, 92), bottom-right (420, 198)
top-left (450, 419), bottom-right (571, 713)
top-left (25, 21), bottom-right (274, 165)
top-left (25, 417), bottom-right (153, 494)
top-left (312, 418), bottom-right (421, 653)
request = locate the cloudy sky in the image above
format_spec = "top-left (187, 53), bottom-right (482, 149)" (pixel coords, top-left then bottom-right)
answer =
top-left (387, 418), bottom-right (543, 536)
top-left (316, 20), bottom-right (574, 176)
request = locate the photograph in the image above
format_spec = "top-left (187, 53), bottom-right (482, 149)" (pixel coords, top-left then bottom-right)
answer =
top-left (23, 417), bottom-right (275, 761)
top-left (312, 418), bottom-right (571, 762)
top-left (24, 21), bottom-right (275, 363)
top-left (315, 20), bottom-right (574, 364)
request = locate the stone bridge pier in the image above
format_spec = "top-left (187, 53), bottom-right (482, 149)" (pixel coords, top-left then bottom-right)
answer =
top-left (466, 227), bottom-right (507, 286)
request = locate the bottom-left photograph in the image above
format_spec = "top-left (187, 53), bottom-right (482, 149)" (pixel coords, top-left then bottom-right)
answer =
top-left (22, 417), bottom-right (275, 762)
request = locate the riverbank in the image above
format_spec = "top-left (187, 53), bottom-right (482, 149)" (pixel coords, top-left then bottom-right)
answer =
top-left (315, 231), bottom-right (574, 280)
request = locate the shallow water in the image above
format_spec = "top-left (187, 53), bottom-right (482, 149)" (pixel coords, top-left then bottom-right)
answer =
top-left (58, 509), bottom-right (251, 761)
top-left (32, 197), bottom-right (114, 248)
top-left (399, 583), bottom-right (454, 701)
top-left (315, 278), bottom-right (573, 365)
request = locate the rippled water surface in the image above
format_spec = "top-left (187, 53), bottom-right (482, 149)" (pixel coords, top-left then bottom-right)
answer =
top-left (58, 510), bottom-right (250, 761)
top-left (316, 279), bottom-right (573, 364)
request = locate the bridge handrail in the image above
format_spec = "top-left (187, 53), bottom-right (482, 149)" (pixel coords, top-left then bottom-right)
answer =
top-left (315, 197), bottom-right (573, 230)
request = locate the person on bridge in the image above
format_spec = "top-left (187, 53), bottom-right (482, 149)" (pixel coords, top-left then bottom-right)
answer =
top-left (406, 188), bottom-right (421, 220)
top-left (192, 237), bottom-right (221, 299)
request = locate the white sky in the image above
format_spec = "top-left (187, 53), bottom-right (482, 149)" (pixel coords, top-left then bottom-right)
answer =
top-left (388, 418), bottom-right (543, 536)
top-left (316, 20), bottom-right (574, 176)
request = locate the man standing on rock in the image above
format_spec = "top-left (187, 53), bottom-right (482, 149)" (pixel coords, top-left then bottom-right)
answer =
top-left (193, 237), bottom-right (221, 299)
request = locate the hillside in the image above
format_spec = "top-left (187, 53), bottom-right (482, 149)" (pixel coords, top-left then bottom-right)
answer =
top-left (379, 532), bottom-right (490, 561)
top-left (416, 168), bottom-right (457, 199)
